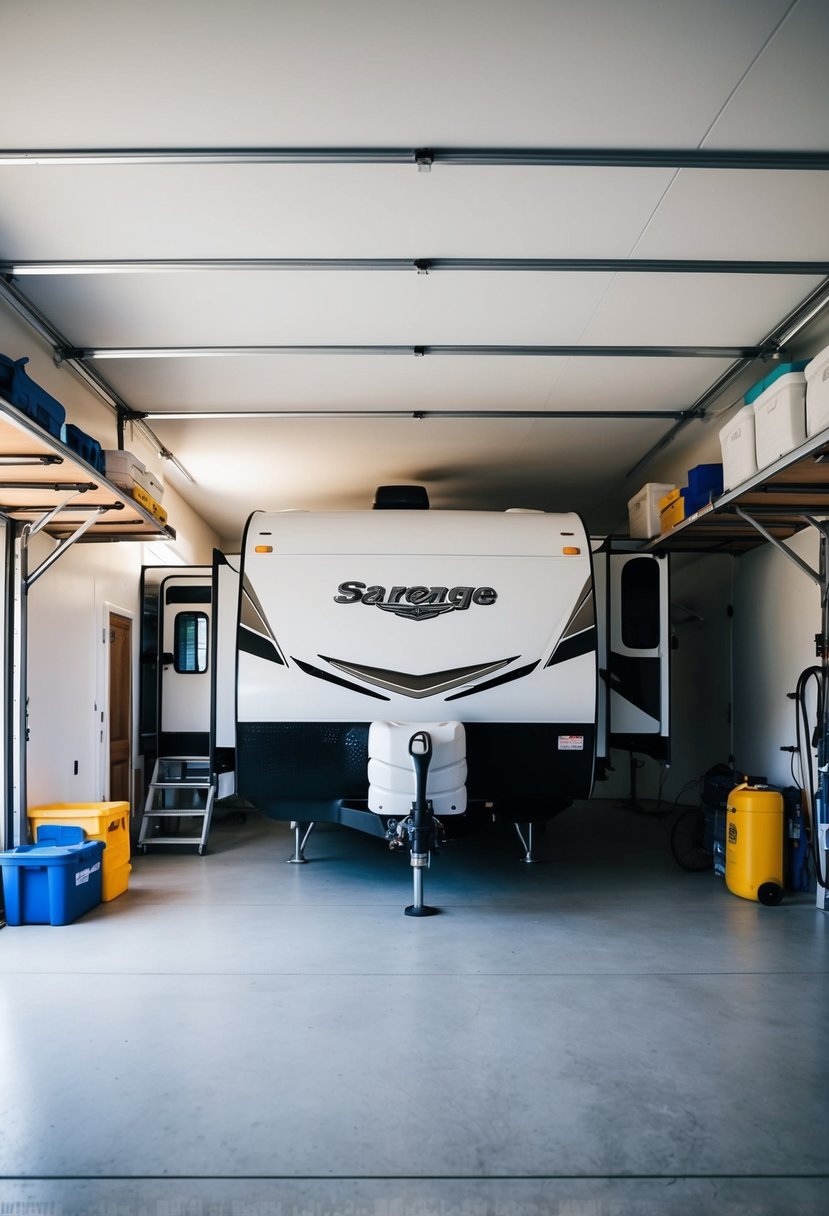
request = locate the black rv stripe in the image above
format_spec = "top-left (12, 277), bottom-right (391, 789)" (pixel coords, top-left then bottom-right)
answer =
top-left (292, 657), bottom-right (390, 700)
top-left (545, 626), bottom-right (598, 668)
top-left (445, 660), bottom-right (539, 701)
top-left (239, 627), bottom-right (285, 665)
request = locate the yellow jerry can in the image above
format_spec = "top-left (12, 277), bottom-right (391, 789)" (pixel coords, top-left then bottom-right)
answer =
top-left (725, 782), bottom-right (784, 905)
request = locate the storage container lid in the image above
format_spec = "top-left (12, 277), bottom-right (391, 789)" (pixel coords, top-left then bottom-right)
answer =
top-left (36, 824), bottom-right (86, 845)
top-left (744, 360), bottom-right (809, 405)
top-left (0, 839), bottom-right (104, 865)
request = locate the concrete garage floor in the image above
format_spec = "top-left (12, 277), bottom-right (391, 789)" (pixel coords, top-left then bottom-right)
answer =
top-left (0, 799), bottom-right (827, 1216)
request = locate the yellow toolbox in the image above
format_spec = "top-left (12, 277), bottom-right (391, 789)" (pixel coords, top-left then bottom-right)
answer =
top-left (659, 488), bottom-right (685, 532)
top-left (27, 802), bottom-right (131, 901)
top-left (132, 484), bottom-right (168, 526)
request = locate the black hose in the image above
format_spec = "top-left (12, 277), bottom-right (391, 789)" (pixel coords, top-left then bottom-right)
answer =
top-left (794, 665), bottom-right (828, 890)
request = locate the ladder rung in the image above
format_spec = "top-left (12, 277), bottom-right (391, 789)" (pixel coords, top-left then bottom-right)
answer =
top-left (151, 781), bottom-right (211, 789)
top-left (142, 836), bottom-right (204, 845)
top-left (144, 809), bottom-right (207, 818)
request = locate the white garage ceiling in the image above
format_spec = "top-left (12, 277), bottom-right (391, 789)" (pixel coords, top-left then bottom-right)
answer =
top-left (1, 0), bottom-right (828, 544)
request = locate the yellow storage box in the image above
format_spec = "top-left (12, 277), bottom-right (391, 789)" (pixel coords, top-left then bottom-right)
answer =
top-left (28, 801), bottom-right (131, 901)
top-left (132, 484), bottom-right (168, 526)
top-left (724, 783), bottom-right (783, 905)
top-left (659, 488), bottom-right (685, 533)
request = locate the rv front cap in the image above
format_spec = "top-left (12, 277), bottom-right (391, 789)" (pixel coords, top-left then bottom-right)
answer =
top-left (334, 582), bottom-right (497, 613)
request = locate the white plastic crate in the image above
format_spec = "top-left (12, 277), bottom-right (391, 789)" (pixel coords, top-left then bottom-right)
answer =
top-left (805, 343), bottom-right (829, 438)
top-left (102, 449), bottom-right (146, 491)
top-left (144, 469), bottom-right (164, 502)
top-left (627, 482), bottom-right (676, 539)
top-left (719, 404), bottom-right (757, 491)
top-left (754, 369), bottom-right (806, 469)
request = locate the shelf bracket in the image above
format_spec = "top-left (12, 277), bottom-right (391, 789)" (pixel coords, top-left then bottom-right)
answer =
top-left (26, 506), bottom-right (108, 588)
top-left (734, 506), bottom-right (828, 586)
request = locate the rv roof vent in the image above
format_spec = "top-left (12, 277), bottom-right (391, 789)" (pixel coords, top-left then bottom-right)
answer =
top-left (373, 485), bottom-right (430, 510)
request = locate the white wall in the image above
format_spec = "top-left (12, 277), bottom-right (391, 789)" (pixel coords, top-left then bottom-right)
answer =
top-left (25, 536), bottom-right (142, 807)
top-left (0, 303), bottom-right (220, 823)
top-left (732, 528), bottom-right (821, 787)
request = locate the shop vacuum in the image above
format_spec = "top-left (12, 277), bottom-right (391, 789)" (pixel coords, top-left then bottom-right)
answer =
top-left (725, 782), bottom-right (784, 905)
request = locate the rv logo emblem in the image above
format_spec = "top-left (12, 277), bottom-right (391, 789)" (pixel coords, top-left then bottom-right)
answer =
top-left (334, 581), bottom-right (498, 621)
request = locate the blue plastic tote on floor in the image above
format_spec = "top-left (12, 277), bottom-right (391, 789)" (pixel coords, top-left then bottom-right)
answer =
top-left (0, 832), bottom-right (104, 925)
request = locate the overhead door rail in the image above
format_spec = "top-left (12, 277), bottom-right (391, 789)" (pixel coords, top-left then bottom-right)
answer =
top-left (2, 147), bottom-right (829, 169)
top-left (5, 258), bottom-right (829, 276)
top-left (65, 343), bottom-right (768, 361)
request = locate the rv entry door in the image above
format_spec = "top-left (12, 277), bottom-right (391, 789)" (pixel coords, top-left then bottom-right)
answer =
top-left (603, 552), bottom-right (670, 762)
top-left (160, 574), bottom-right (213, 756)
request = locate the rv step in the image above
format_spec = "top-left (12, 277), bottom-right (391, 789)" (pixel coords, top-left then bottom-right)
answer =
top-left (142, 835), bottom-right (205, 843)
top-left (138, 755), bottom-right (216, 855)
top-left (143, 809), bottom-right (208, 818)
top-left (150, 783), bottom-right (211, 792)
top-left (139, 835), bottom-right (208, 853)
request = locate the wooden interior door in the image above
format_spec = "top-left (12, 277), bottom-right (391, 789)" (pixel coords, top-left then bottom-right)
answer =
top-left (108, 612), bottom-right (132, 804)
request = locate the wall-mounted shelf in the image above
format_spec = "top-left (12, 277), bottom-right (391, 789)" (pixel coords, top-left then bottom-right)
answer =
top-left (644, 425), bottom-right (829, 554)
top-left (0, 394), bottom-right (175, 543)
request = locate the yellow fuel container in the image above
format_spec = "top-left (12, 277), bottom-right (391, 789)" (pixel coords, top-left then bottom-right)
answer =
top-left (725, 783), bottom-right (784, 905)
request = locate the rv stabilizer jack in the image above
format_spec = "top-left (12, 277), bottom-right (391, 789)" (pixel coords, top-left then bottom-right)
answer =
top-left (405, 730), bottom-right (440, 917)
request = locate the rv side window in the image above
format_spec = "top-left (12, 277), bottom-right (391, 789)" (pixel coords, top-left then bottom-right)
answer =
top-left (621, 559), bottom-right (659, 651)
top-left (174, 612), bottom-right (209, 674)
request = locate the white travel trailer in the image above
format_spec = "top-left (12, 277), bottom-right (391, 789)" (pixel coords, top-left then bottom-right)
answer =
top-left (235, 490), bottom-right (670, 853)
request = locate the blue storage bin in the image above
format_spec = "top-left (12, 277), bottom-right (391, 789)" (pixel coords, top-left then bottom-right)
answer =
top-left (686, 463), bottom-right (723, 508)
top-left (0, 837), bottom-right (104, 925)
top-left (0, 353), bottom-right (66, 438)
top-left (62, 423), bottom-right (105, 474)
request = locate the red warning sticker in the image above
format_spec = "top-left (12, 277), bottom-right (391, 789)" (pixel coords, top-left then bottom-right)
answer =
top-left (558, 735), bottom-right (585, 750)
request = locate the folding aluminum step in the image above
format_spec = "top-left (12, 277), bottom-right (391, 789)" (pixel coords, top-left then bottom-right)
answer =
top-left (138, 756), bottom-right (216, 855)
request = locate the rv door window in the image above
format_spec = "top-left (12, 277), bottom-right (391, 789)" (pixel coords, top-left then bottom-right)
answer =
top-left (620, 558), bottom-right (659, 651)
top-left (174, 611), bottom-right (209, 674)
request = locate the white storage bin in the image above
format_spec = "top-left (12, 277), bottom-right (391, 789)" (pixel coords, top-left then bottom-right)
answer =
top-left (102, 449), bottom-right (146, 492)
top-left (719, 404), bottom-right (757, 491)
top-left (627, 482), bottom-right (676, 539)
top-left (144, 469), bottom-right (164, 503)
top-left (805, 343), bottom-right (829, 437)
top-left (753, 369), bottom-right (806, 469)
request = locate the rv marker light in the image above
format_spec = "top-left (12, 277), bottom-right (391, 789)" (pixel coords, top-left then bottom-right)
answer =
top-left (255, 545), bottom-right (273, 553)
top-left (563, 546), bottom-right (581, 555)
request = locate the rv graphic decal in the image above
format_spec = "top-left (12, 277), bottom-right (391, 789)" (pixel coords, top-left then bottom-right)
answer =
top-left (334, 581), bottom-right (498, 622)
top-left (238, 575), bottom-right (286, 665)
top-left (545, 581), bottom-right (597, 669)
top-left (318, 654), bottom-right (517, 699)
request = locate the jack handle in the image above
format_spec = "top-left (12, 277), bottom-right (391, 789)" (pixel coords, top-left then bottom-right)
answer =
top-left (408, 730), bottom-right (433, 824)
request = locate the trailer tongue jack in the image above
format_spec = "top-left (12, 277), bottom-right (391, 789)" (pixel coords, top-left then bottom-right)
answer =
top-left (384, 729), bottom-right (442, 916)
